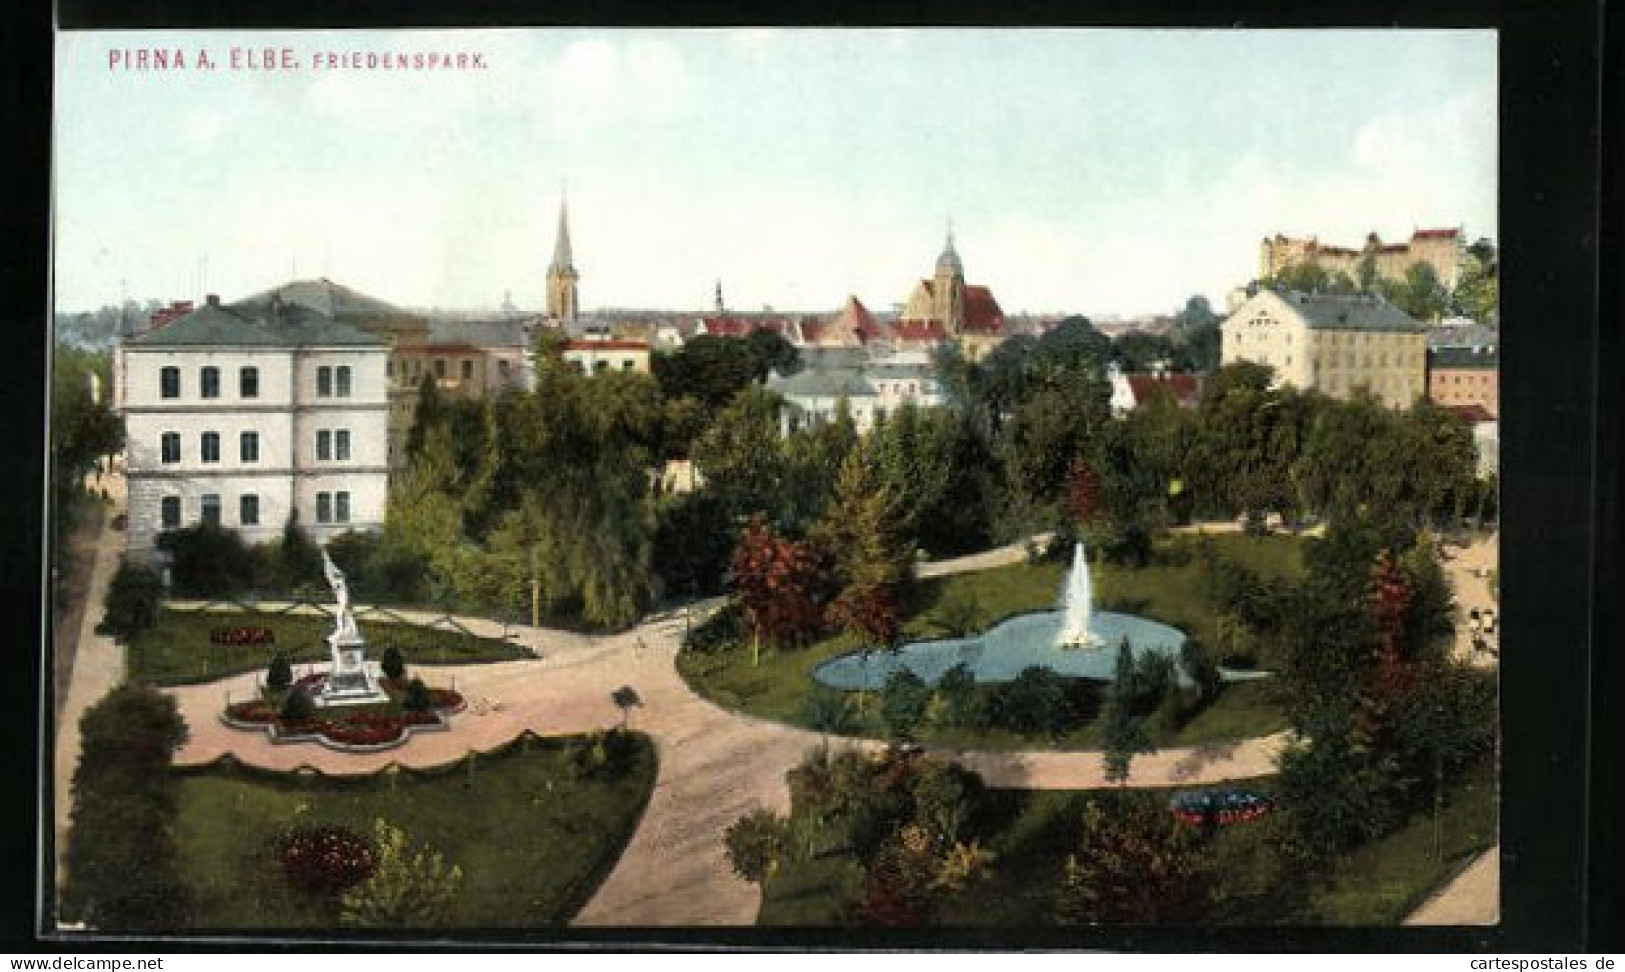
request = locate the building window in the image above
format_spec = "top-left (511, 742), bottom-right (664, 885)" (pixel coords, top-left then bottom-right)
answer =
top-left (239, 366), bottom-right (259, 398)
top-left (461, 359), bottom-right (473, 380)
top-left (160, 432), bottom-right (180, 464)
top-left (201, 366), bottom-right (220, 399)
top-left (240, 494), bottom-right (260, 526)
top-left (316, 492), bottom-right (332, 524)
top-left (317, 366), bottom-right (333, 397)
top-left (622, 360), bottom-right (635, 371)
top-left (595, 360), bottom-right (609, 374)
top-left (498, 359), bottom-right (510, 378)
top-left (434, 359), bottom-right (447, 379)
top-left (335, 491), bottom-right (351, 523)
top-left (201, 432), bottom-right (220, 463)
top-left (160, 496), bottom-right (181, 528)
top-left (201, 493), bottom-right (221, 526)
top-left (240, 431), bottom-right (259, 462)
top-left (386, 360), bottom-right (394, 379)
top-left (336, 366), bottom-right (352, 397)
top-left (335, 430), bottom-right (351, 461)
top-left (317, 430), bottom-right (332, 461)
top-left (160, 366), bottom-right (180, 399)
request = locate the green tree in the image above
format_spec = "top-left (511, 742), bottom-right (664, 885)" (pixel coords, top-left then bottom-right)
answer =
top-left (724, 808), bottom-right (789, 885)
top-left (1101, 640), bottom-right (1152, 783)
top-left (155, 523), bottom-right (256, 597)
top-left (380, 645), bottom-right (406, 681)
top-left (61, 685), bottom-right (190, 930)
top-left (266, 651), bottom-right (293, 692)
top-left (878, 669), bottom-right (931, 741)
top-left (1057, 795), bottom-right (1213, 924)
top-left (96, 559), bottom-right (162, 641)
top-left (611, 685), bottom-right (642, 729)
top-left (816, 452), bottom-right (915, 649)
top-left (340, 819), bottom-right (464, 928)
top-left (691, 386), bottom-right (788, 522)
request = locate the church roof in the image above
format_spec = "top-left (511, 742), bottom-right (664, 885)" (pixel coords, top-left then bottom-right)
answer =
top-left (550, 199), bottom-right (575, 273)
top-left (962, 285), bottom-right (1005, 333)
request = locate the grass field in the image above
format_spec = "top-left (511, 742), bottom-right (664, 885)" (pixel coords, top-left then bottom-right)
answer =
top-left (171, 734), bottom-right (656, 930)
top-left (128, 608), bottom-right (529, 686)
top-left (679, 532), bottom-right (1306, 750)
top-left (757, 756), bottom-right (1497, 927)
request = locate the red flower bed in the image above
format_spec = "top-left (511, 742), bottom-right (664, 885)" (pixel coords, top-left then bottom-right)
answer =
top-left (210, 626), bottom-right (275, 646)
top-left (226, 700), bottom-right (276, 723)
top-left (403, 710), bottom-right (441, 726)
top-left (277, 824), bottom-right (377, 896)
top-left (293, 672), bottom-right (327, 692)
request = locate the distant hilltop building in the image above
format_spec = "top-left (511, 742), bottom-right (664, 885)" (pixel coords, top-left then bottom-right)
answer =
top-left (1260, 228), bottom-right (1465, 290)
top-left (1221, 289), bottom-right (1426, 409)
top-left (896, 227), bottom-right (1007, 360)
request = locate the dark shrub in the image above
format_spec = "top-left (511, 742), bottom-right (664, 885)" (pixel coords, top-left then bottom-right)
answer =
top-left (683, 602), bottom-right (743, 654)
top-left (801, 688), bottom-right (856, 736)
top-left (277, 825), bottom-right (377, 896)
top-left (381, 645), bottom-right (406, 681)
top-left (932, 663), bottom-right (983, 729)
top-left (280, 687), bottom-right (315, 722)
top-left (97, 559), bottom-right (163, 641)
top-left (266, 652), bottom-right (293, 692)
top-left (990, 666), bottom-right (1071, 736)
top-left (156, 523), bottom-right (255, 597)
top-left (401, 678), bottom-right (432, 712)
top-left (878, 668), bottom-right (931, 741)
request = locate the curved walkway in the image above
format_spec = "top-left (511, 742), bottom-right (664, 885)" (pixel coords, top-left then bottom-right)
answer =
top-left (160, 536), bottom-right (1290, 926)
top-left (1404, 844), bottom-right (1500, 926)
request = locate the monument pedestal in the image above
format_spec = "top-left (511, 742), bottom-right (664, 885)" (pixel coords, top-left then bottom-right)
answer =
top-left (315, 633), bottom-right (390, 707)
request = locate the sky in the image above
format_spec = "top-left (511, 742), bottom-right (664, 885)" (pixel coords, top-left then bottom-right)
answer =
top-left (53, 29), bottom-right (1496, 318)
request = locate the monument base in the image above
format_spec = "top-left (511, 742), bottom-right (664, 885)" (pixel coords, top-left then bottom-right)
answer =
top-left (313, 636), bottom-right (391, 707)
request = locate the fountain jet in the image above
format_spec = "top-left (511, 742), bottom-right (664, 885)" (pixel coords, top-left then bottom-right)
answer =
top-left (1057, 541), bottom-right (1102, 648)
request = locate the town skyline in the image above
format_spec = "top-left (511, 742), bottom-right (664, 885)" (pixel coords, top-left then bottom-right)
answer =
top-left (54, 29), bottom-right (1495, 317)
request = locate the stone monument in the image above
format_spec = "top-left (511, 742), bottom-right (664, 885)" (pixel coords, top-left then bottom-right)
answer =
top-left (316, 548), bottom-right (389, 706)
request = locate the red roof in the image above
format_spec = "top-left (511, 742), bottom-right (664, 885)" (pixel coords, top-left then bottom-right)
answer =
top-left (1413, 228), bottom-right (1462, 240)
top-left (1125, 373), bottom-right (1202, 407)
top-left (701, 316), bottom-right (796, 339)
top-left (963, 285), bottom-right (1005, 334)
top-left (890, 320), bottom-right (947, 343)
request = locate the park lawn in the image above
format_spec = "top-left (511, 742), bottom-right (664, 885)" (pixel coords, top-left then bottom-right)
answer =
top-left (171, 734), bottom-right (656, 930)
top-left (129, 608), bottom-right (529, 686)
top-left (679, 532), bottom-right (1305, 749)
top-left (759, 756), bottom-right (1496, 927)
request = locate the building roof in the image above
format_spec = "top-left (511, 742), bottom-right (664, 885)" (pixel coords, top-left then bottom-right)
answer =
top-left (962, 285), bottom-right (1005, 333)
top-left (426, 316), bottom-right (532, 348)
top-left (126, 298), bottom-right (387, 348)
top-left (798, 346), bottom-right (874, 371)
top-left (866, 362), bottom-right (937, 382)
top-left (890, 319), bottom-right (948, 343)
top-left (1427, 321), bottom-right (1498, 350)
top-left (1267, 291), bottom-right (1424, 333)
top-left (565, 339), bottom-right (650, 352)
top-left (767, 367), bottom-right (877, 399)
top-left (1429, 346), bottom-right (1499, 369)
top-left (1412, 227), bottom-right (1462, 240)
top-left (1125, 373), bottom-right (1202, 406)
top-left (234, 278), bottom-right (418, 324)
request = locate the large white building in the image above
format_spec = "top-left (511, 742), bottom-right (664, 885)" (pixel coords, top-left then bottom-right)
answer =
top-left (1220, 289), bottom-right (1426, 409)
top-left (115, 292), bottom-right (391, 563)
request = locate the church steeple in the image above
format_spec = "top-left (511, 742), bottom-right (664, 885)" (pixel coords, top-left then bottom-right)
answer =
top-left (933, 216), bottom-right (965, 333)
top-left (546, 191), bottom-right (580, 323)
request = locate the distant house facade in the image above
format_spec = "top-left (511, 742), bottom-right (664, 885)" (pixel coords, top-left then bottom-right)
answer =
top-left (1221, 290), bottom-right (1426, 409)
top-left (115, 292), bottom-right (390, 564)
top-left (1260, 227), bottom-right (1466, 290)
top-left (1426, 322), bottom-right (1498, 419)
top-left (563, 338), bottom-right (651, 376)
top-left (1107, 363), bottom-right (1203, 417)
top-left (767, 353), bottom-right (942, 437)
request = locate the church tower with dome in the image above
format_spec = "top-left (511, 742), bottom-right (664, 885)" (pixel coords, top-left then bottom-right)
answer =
top-left (895, 221), bottom-right (1006, 359)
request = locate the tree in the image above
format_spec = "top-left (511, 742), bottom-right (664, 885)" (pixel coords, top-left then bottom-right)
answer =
top-left (878, 669), bottom-right (932, 741)
top-left (61, 685), bottom-right (190, 930)
top-left (991, 666), bottom-right (1070, 737)
top-left (275, 511), bottom-right (325, 594)
top-left (728, 515), bottom-right (830, 664)
top-left (611, 685), bottom-right (642, 729)
top-left (340, 819), bottom-right (464, 928)
top-left (380, 645), bottom-right (406, 681)
top-left (155, 523), bottom-right (256, 598)
top-left (266, 651), bottom-right (293, 692)
top-left (691, 386), bottom-right (788, 522)
top-left (1170, 295), bottom-right (1222, 374)
top-left (723, 808), bottom-right (789, 885)
top-left (816, 452), bottom-right (914, 649)
top-left (97, 559), bottom-right (162, 642)
top-left (1112, 330), bottom-right (1175, 373)
top-left (1101, 640), bottom-right (1152, 783)
top-left (1056, 795), bottom-right (1213, 924)
top-left (50, 346), bottom-right (124, 530)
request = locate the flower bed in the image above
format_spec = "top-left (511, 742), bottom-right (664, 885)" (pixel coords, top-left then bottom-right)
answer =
top-left (211, 626), bottom-right (275, 646)
top-left (225, 700), bottom-right (277, 724)
top-left (277, 824), bottom-right (377, 896)
top-left (1169, 787), bottom-right (1272, 827)
top-left (222, 677), bottom-right (463, 752)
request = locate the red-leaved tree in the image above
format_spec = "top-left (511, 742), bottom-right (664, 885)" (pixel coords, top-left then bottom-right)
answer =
top-left (728, 514), bottom-right (830, 665)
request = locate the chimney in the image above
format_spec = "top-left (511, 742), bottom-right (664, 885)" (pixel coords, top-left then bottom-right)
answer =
top-left (205, 293), bottom-right (220, 307)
